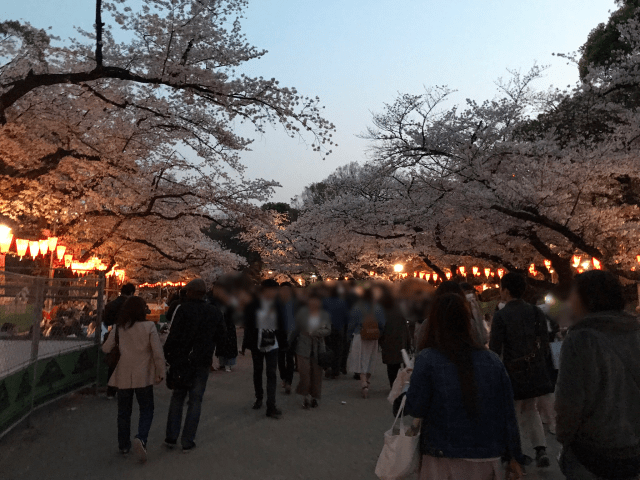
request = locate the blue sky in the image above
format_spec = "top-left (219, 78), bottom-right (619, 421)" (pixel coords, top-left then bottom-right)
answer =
top-left (3, 0), bottom-right (616, 203)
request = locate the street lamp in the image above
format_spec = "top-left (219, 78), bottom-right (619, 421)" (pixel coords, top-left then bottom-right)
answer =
top-left (394, 264), bottom-right (404, 273)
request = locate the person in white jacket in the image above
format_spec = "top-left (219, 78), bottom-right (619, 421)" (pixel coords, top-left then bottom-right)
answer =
top-left (102, 296), bottom-right (165, 462)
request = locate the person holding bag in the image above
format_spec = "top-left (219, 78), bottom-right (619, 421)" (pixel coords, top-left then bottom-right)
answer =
top-left (290, 294), bottom-right (331, 409)
top-left (102, 296), bottom-right (165, 462)
top-left (400, 293), bottom-right (527, 480)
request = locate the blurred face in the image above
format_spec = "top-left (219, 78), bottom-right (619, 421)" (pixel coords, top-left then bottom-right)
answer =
top-left (308, 297), bottom-right (322, 311)
top-left (568, 287), bottom-right (588, 324)
top-left (261, 287), bottom-right (278, 301)
top-left (278, 287), bottom-right (292, 302)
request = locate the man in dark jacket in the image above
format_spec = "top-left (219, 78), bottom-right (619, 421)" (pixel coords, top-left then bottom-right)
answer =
top-left (490, 273), bottom-right (554, 469)
top-left (103, 283), bottom-right (136, 398)
top-left (557, 271), bottom-right (640, 480)
top-left (243, 279), bottom-right (286, 419)
top-left (163, 279), bottom-right (225, 452)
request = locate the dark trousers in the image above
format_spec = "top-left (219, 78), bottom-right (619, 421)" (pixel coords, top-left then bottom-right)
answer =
top-left (165, 367), bottom-right (209, 449)
top-left (117, 385), bottom-right (154, 451)
top-left (386, 363), bottom-right (402, 388)
top-left (340, 328), bottom-right (351, 374)
top-left (278, 348), bottom-right (295, 385)
top-left (252, 349), bottom-right (278, 409)
top-left (325, 328), bottom-right (344, 376)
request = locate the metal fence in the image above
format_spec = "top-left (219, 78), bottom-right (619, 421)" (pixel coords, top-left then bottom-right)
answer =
top-left (0, 271), bottom-right (105, 438)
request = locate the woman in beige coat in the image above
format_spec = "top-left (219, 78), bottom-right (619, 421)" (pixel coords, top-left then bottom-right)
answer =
top-left (102, 296), bottom-right (165, 462)
top-left (291, 295), bottom-right (331, 409)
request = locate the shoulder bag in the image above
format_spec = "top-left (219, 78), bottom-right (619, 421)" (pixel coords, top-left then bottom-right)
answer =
top-left (104, 327), bottom-right (121, 369)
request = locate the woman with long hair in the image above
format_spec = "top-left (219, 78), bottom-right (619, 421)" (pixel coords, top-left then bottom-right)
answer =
top-left (102, 296), bottom-right (166, 462)
top-left (405, 293), bottom-right (525, 479)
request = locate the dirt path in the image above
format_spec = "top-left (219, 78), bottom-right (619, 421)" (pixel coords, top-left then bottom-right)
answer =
top-left (0, 347), bottom-right (563, 480)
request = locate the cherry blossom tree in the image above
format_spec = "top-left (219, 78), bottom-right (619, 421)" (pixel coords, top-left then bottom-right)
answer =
top-left (0, 0), bottom-right (335, 280)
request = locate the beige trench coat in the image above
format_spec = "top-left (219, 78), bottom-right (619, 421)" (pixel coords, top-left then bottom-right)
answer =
top-left (102, 321), bottom-right (166, 389)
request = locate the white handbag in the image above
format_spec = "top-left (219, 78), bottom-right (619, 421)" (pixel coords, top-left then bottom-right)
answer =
top-left (375, 396), bottom-right (421, 480)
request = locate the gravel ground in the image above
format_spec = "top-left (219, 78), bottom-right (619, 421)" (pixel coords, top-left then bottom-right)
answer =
top-left (0, 346), bottom-right (564, 480)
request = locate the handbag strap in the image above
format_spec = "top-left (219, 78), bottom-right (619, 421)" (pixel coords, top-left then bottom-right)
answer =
top-left (391, 395), bottom-right (408, 434)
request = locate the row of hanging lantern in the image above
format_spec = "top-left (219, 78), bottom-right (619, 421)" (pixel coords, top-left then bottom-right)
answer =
top-left (0, 225), bottom-right (125, 281)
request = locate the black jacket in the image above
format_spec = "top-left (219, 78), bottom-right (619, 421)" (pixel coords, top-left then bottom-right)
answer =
top-left (164, 298), bottom-right (225, 368)
top-left (490, 299), bottom-right (554, 400)
top-left (242, 299), bottom-right (287, 353)
top-left (104, 295), bottom-right (128, 327)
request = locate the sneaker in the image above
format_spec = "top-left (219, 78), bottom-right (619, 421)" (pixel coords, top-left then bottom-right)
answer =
top-left (132, 438), bottom-right (147, 463)
top-left (266, 407), bottom-right (283, 419)
top-left (182, 443), bottom-right (196, 454)
top-left (119, 448), bottom-right (130, 455)
top-left (252, 399), bottom-right (263, 410)
top-left (535, 449), bottom-right (550, 468)
top-left (163, 439), bottom-right (177, 449)
top-left (310, 399), bottom-right (319, 408)
top-left (225, 366), bottom-right (231, 372)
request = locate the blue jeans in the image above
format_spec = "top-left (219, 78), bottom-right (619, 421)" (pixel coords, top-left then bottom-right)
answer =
top-left (117, 386), bottom-right (154, 451)
top-left (165, 367), bottom-right (209, 448)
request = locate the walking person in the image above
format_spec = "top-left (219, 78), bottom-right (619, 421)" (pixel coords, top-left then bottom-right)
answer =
top-left (490, 273), bottom-right (554, 468)
top-left (163, 279), bottom-right (225, 452)
top-left (278, 282), bottom-right (298, 393)
top-left (103, 283), bottom-right (136, 399)
top-left (378, 288), bottom-right (410, 388)
top-left (101, 296), bottom-right (165, 462)
top-left (461, 282), bottom-right (489, 346)
top-left (556, 271), bottom-right (640, 480)
top-left (243, 279), bottom-right (286, 419)
top-left (347, 287), bottom-right (386, 398)
top-left (291, 294), bottom-right (331, 408)
top-left (322, 286), bottom-right (350, 379)
top-left (402, 293), bottom-right (527, 479)
top-left (209, 285), bottom-right (238, 372)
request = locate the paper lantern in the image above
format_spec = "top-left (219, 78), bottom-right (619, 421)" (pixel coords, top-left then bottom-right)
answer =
top-left (56, 245), bottom-right (66, 260)
top-left (472, 266), bottom-right (479, 276)
top-left (572, 255), bottom-right (581, 268)
top-left (29, 241), bottom-right (39, 258)
top-left (16, 239), bottom-right (28, 258)
top-left (445, 272), bottom-right (452, 280)
top-left (432, 273), bottom-right (438, 282)
top-left (529, 263), bottom-right (538, 276)
top-left (544, 260), bottom-right (552, 269)
top-left (64, 254), bottom-right (73, 268)
top-left (38, 239), bottom-right (48, 256)
top-left (47, 237), bottom-right (58, 252)
top-left (497, 268), bottom-right (505, 279)
top-left (425, 274), bottom-right (431, 282)
top-left (0, 226), bottom-right (12, 254)
top-left (484, 268), bottom-right (491, 277)
top-left (459, 266), bottom-right (466, 276)
top-left (592, 258), bottom-right (602, 270)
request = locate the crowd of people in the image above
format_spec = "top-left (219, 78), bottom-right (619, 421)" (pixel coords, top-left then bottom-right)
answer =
top-left (100, 270), bottom-right (640, 480)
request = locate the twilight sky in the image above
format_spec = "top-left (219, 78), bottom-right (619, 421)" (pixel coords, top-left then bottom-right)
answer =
top-left (3, 0), bottom-right (616, 203)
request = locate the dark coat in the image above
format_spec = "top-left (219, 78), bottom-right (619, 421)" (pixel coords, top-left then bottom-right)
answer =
top-left (104, 295), bottom-right (128, 327)
top-left (242, 299), bottom-right (287, 353)
top-left (214, 302), bottom-right (238, 359)
top-left (164, 298), bottom-right (225, 369)
top-left (489, 299), bottom-right (554, 400)
top-left (379, 306), bottom-right (409, 365)
top-left (556, 311), bottom-right (640, 473)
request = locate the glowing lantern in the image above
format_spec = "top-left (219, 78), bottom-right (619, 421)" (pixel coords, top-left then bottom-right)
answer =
top-left (637, 255), bottom-right (640, 264)
top-left (497, 268), bottom-right (505, 279)
top-left (432, 273), bottom-right (438, 282)
top-left (425, 274), bottom-right (431, 282)
top-left (544, 260), bottom-right (552, 269)
top-left (56, 245), bottom-right (66, 260)
top-left (394, 264), bottom-right (404, 273)
top-left (592, 258), bottom-right (602, 270)
top-left (529, 263), bottom-right (538, 276)
top-left (16, 239), bottom-right (28, 258)
top-left (572, 255), bottom-right (581, 268)
top-left (472, 266), bottom-right (479, 276)
top-left (64, 254), bottom-right (73, 268)
top-left (484, 268), bottom-right (491, 278)
top-left (414, 272), bottom-right (418, 277)
top-left (369, 271), bottom-right (375, 276)
top-left (445, 271), bottom-right (452, 280)
top-left (47, 237), bottom-right (58, 252)
top-left (38, 239), bottom-right (48, 256)
top-left (0, 226), bottom-right (12, 254)
top-left (459, 266), bottom-right (466, 276)
top-left (29, 241), bottom-right (39, 258)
